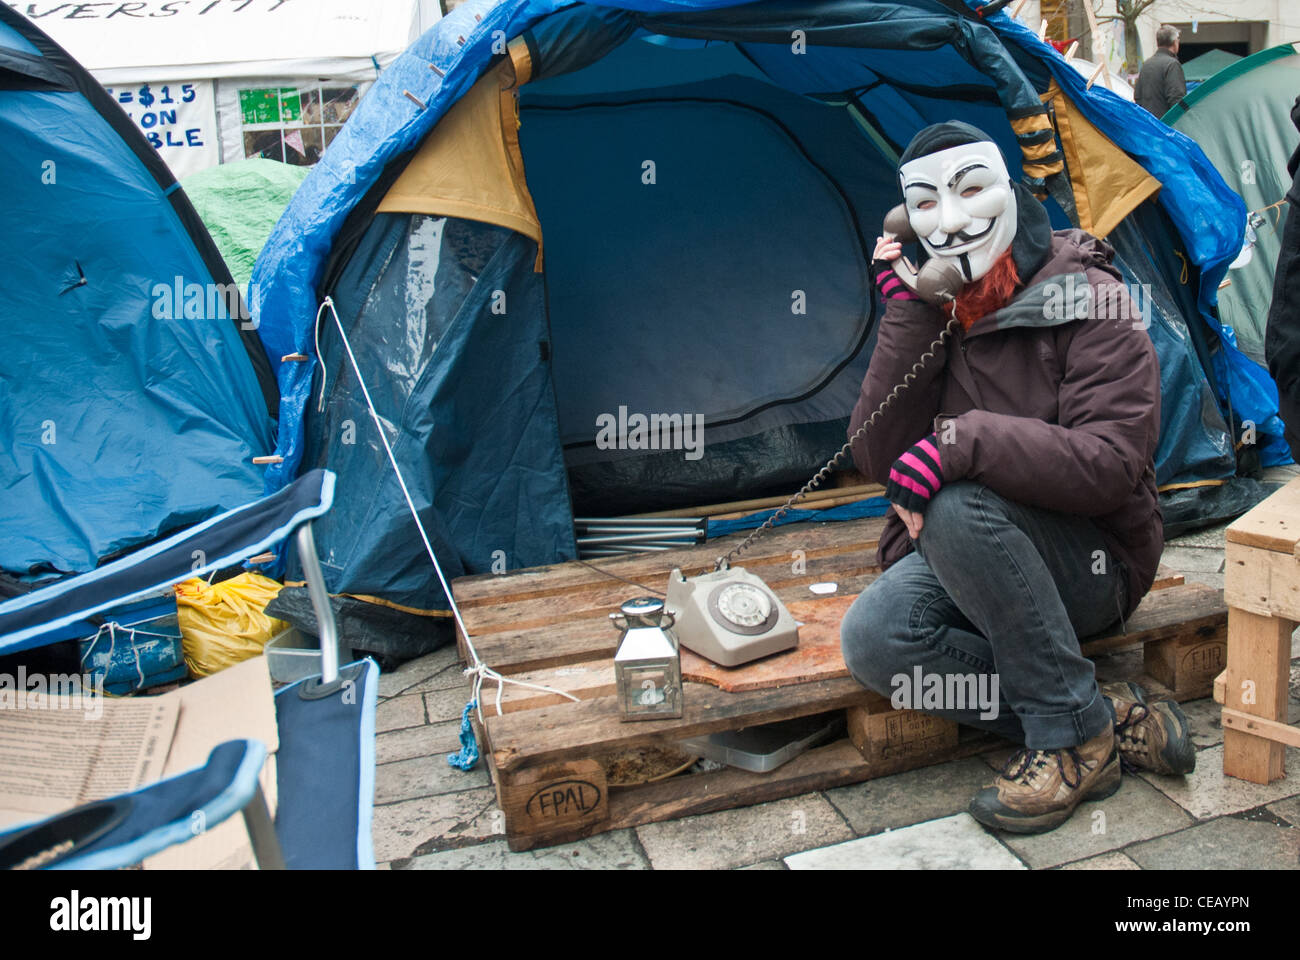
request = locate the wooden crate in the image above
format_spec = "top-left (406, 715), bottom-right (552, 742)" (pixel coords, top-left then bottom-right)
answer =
top-left (451, 515), bottom-right (1224, 851)
top-left (1223, 477), bottom-right (1300, 784)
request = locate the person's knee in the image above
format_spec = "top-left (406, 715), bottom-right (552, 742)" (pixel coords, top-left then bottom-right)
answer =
top-left (917, 481), bottom-right (992, 555)
top-left (840, 589), bottom-right (909, 695)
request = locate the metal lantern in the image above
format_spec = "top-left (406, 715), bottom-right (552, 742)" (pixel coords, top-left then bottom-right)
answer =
top-left (610, 597), bottom-right (683, 721)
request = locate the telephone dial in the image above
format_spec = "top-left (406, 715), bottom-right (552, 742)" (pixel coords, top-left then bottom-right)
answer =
top-left (664, 207), bottom-right (964, 667)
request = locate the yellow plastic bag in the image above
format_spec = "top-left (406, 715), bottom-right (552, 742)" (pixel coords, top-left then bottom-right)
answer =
top-left (175, 572), bottom-right (288, 678)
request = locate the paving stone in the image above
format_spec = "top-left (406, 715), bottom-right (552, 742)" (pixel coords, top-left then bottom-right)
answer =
top-left (424, 685), bottom-right (474, 724)
top-left (1057, 851), bottom-right (1141, 870)
top-left (1165, 521), bottom-right (1233, 549)
top-left (375, 753), bottom-right (488, 803)
top-left (375, 693), bottom-right (426, 733)
top-left (997, 776), bottom-right (1193, 869)
top-left (376, 720), bottom-right (462, 765)
top-left (1261, 464), bottom-right (1300, 483)
top-left (1159, 545), bottom-right (1226, 573)
top-left (395, 830), bottom-right (650, 870)
top-left (635, 794), bottom-right (852, 870)
top-left (1178, 697), bottom-right (1224, 750)
top-left (377, 645), bottom-right (459, 698)
top-left (1137, 743), bottom-right (1300, 818)
top-left (404, 663), bottom-right (470, 694)
top-left (371, 787), bottom-right (499, 862)
top-left (1126, 816), bottom-right (1300, 869)
top-left (785, 813), bottom-right (1025, 870)
top-left (1265, 795), bottom-right (1300, 825)
top-left (825, 757), bottom-right (994, 835)
top-left (738, 859), bottom-right (787, 870)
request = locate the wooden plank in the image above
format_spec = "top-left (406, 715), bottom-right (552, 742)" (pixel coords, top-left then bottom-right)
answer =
top-left (476, 580), bottom-right (1225, 708)
top-left (488, 677), bottom-right (879, 773)
top-left (632, 483), bottom-right (884, 519)
top-left (464, 571), bottom-right (881, 676)
top-left (1078, 583), bottom-right (1225, 658)
top-left (1213, 669), bottom-right (1226, 705)
top-left (1152, 563), bottom-right (1184, 590)
top-left (480, 662), bottom-right (616, 715)
top-left (1225, 539), bottom-right (1300, 621)
top-left (452, 515), bottom-right (886, 606)
top-left (597, 732), bottom-right (1000, 839)
top-left (1222, 708), bottom-right (1300, 750)
top-left (1225, 476), bottom-right (1300, 552)
top-left (1222, 606), bottom-right (1293, 784)
top-left (458, 550), bottom-right (880, 637)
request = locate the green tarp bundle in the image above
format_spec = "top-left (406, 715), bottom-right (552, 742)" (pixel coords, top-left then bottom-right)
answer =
top-left (182, 159), bottom-right (309, 288)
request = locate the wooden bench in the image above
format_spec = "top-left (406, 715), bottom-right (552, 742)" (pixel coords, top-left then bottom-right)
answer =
top-left (450, 514), bottom-right (1226, 851)
top-left (1222, 477), bottom-right (1300, 783)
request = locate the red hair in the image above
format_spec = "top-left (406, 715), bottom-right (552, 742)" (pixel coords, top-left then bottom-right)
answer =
top-left (950, 250), bottom-right (1020, 330)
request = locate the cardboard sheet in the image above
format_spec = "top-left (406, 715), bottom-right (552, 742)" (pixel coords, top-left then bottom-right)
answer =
top-left (0, 656), bottom-right (279, 869)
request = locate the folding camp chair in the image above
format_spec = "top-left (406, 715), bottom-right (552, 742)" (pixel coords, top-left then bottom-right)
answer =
top-left (0, 469), bottom-right (377, 870)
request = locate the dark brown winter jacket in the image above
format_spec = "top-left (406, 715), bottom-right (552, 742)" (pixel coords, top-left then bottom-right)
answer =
top-left (849, 229), bottom-right (1162, 618)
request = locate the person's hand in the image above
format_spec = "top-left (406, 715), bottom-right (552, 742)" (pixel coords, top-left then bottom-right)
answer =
top-left (892, 502), bottom-right (925, 539)
top-left (873, 236), bottom-right (918, 301)
top-left (885, 434), bottom-right (944, 531)
top-left (873, 235), bottom-right (902, 262)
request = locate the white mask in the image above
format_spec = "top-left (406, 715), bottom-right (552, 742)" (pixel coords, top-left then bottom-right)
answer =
top-left (898, 141), bottom-right (1017, 284)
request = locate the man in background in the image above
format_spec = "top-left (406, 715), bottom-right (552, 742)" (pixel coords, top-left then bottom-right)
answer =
top-left (1135, 24), bottom-right (1187, 118)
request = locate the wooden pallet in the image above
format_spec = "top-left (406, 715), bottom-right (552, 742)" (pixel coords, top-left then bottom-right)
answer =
top-left (1222, 477), bottom-right (1300, 783)
top-left (450, 515), bottom-right (1226, 851)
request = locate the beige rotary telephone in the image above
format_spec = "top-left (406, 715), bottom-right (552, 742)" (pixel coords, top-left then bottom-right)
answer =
top-left (665, 207), bottom-right (964, 667)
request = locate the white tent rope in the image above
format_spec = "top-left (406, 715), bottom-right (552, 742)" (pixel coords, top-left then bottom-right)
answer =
top-left (314, 297), bottom-right (579, 722)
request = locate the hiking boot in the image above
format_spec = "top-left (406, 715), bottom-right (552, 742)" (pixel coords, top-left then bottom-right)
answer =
top-left (969, 726), bottom-right (1120, 834)
top-left (1101, 681), bottom-right (1196, 776)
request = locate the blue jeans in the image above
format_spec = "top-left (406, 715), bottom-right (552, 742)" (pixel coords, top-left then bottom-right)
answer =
top-left (840, 481), bottom-right (1128, 749)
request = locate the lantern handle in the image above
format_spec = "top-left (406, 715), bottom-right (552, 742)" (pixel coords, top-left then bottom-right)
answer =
top-left (609, 613), bottom-right (630, 631)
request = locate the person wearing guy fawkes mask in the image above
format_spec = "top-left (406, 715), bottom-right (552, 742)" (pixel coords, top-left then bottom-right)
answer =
top-left (840, 121), bottom-right (1194, 835)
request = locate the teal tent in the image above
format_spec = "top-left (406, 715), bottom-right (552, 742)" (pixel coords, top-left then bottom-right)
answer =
top-left (1181, 49), bottom-right (1242, 86)
top-left (1166, 44), bottom-right (1300, 367)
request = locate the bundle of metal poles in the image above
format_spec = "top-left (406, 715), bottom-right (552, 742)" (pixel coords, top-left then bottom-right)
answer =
top-left (574, 516), bottom-right (707, 558)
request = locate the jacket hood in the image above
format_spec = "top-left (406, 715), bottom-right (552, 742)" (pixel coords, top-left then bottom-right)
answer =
top-left (967, 229), bottom-right (1124, 336)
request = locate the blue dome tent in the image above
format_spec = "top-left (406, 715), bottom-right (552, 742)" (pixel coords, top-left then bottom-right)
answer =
top-left (0, 5), bottom-right (278, 584)
top-left (231, 0), bottom-right (1282, 625)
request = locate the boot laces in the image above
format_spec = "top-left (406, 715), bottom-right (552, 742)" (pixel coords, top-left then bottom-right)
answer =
top-left (1113, 701), bottom-right (1153, 773)
top-left (1002, 746), bottom-right (1087, 790)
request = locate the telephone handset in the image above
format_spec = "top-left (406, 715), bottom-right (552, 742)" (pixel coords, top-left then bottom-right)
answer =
top-left (665, 208), bottom-right (965, 668)
top-left (881, 204), bottom-right (966, 306)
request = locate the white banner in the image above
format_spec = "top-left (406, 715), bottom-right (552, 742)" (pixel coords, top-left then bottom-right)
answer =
top-left (102, 79), bottom-right (221, 178)
top-left (11, 0), bottom-right (432, 83)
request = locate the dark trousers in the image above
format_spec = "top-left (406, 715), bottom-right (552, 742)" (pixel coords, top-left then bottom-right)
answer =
top-left (840, 482), bottom-right (1128, 749)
